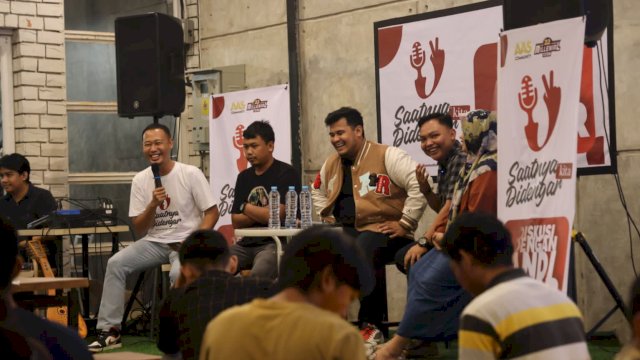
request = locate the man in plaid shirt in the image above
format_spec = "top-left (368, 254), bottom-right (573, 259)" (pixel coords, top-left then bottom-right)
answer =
top-left (157, 230), bottom-right (273, 360)
top-left (395, 112), bottom-right (467, 273)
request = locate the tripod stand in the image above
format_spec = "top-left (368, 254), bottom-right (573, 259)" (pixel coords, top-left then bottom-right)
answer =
top-left (574, 231), bottom-right (630, 338)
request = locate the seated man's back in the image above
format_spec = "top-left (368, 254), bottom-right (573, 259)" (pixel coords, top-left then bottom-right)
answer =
top-left (201, 299), bottom-right (364, 360)
top-left (200, 226), bottom-right (374, 360)
top-left (164, 270), bottom-right (273, 359)
top-left (157, 229), bottom-right (272, 360)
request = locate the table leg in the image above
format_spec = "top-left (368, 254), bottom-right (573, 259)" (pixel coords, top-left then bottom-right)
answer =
top-left (271, 236), bottom-right (283, 275)
top-left (68, 288), bottom-right (80, 330)
top-left (111, 233), bottom-right (118, 255)
top-left (81, 234), bottom-right (89, 317)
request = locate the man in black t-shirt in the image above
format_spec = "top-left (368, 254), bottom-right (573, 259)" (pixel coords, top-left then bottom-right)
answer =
top-left (230, 121), bottom-right (300, 280)
top-left (0, 153), bottom-right (57, 230)
top-left (0, 153), bottom-right (60, 273)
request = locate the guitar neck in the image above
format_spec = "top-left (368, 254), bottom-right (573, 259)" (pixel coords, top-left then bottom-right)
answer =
top-left (27, 239), bottom-right (55, 278)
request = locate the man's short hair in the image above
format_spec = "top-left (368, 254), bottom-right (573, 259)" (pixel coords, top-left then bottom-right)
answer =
top-left (442, 212), bottom-right (513, 267)
top-left (141, 123), bottom-right (172, 139)
top-left (417, 112), bottom-right (453, 129)
top-left (277, 226), bottom-right (374, 296)
top-left (0, 153), bottom-right (31, 183)
top-left (324, 107), bottom-right (364, 129)
top-left (0, 216), bottom-right (19, 289)
top-left (243, 120), bottom-right (275, 144)
top-left (179, 230), bottom-right (231, 269)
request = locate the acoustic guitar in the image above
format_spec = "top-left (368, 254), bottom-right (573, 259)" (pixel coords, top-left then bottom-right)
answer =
top-left (26, 239), bottom-right (88, 338)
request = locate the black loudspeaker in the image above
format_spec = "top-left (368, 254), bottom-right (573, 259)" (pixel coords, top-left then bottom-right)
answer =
top-left (503, 0), bottom-right (610, 47)
top-left (115, 13), bottom-right (185, 118)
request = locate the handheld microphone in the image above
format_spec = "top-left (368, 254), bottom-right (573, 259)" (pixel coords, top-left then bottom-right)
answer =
top-left (151, 164), bottom-right (162, 188)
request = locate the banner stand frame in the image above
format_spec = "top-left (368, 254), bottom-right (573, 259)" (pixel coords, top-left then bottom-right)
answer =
top-left (574, 231), bottom-right (630, 338)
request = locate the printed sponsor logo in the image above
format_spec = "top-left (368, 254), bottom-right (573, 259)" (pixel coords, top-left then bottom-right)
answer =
top-left (231, 101), bottom-right (245, 113)
top-left (246, 98), bottom-right (268, 112)
top-left (514, 41), bottom-right (532, 60)
top-left (534, 37), bottom-right (561, 58)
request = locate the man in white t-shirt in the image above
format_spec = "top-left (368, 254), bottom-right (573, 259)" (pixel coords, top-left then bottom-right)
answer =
top-left (89, 123), bottom-right (219, 352)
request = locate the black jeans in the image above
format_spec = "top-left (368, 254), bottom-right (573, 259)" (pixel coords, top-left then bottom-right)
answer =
top-left (394, 241), bottom-right (417, 275)
top-left (343, 228), bottom-right (412, 328)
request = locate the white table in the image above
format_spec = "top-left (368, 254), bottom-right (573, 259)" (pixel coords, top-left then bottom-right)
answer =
top-left (234, 227), bottom-right (302, 272)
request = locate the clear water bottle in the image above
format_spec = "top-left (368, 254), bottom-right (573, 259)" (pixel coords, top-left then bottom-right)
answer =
top-left (285, 186), bottom-right (298, 229)
top-left (300, 185), bottom-right (313, 229)
top-left (268, 186), bottom-right (280, 229)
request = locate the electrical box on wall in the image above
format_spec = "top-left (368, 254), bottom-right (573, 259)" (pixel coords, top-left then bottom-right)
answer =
top-left (187, 66), bottom-right (246, 152)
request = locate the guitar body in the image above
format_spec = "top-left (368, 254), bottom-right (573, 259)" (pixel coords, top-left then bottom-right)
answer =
top-left (27, 239), bottom-right (88, 338)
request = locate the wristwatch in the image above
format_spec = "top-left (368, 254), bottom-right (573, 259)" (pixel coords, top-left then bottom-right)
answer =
top-left (417, 236), bottom-right (429, 248)
top-left (239, 202), bottom-right (247, 214)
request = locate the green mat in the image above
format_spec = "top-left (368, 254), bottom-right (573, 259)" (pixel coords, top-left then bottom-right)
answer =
top-left (97, 335), bottom-right (621, 359)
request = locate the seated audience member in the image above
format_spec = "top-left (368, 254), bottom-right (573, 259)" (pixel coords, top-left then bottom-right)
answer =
top-left (0, 325), bottom-right (52, 359)
top-left (200, 225), bottom-right (375, 360)
top-left (158, 229), bottom-right (273, 360)
top-left (0, 153), bottom-right (60, 272)
top-left (0, 216), bottom-right (92, 360)
top-left (616, 276), bottom-right (640, 359)
top-left (377, 110), bottom-right (498, 359)
top-left (443, 212), bottom-right (589, 359)
top-left (312, 107), bottom-right (426, 333)
top-left (230, 120), bottom-right (300, 280)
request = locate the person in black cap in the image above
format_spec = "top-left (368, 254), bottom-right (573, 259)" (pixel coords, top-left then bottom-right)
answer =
top-left (200, 225), bottom-right (375, 360)
top-left (157, 229), bottom-right (272, 360)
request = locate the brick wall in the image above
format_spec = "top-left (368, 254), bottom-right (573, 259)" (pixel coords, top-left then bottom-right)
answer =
top-left (2, 0), bottom-right (67, 197)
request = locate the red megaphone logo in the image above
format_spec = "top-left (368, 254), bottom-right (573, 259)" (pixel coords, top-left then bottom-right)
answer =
top-left (410, 37), bottom-right (445, 99)
top-left (518, 71), bottom-right (561, 152)
top-left (233, 124), bottom-right (248, 171)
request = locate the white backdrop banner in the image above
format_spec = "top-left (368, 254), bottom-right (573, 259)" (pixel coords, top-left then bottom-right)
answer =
top-left (209, 84), bottom-right (291, 236)
top-left (375, 2), bottom-right (614, 174)
top-left (377, 4), bottom-right (502, 176)
top-left (498, 18), bottom-right (585, 292)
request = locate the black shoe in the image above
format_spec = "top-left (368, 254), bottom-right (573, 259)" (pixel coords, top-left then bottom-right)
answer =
top-left (88, 327), bottom-right (122, 353)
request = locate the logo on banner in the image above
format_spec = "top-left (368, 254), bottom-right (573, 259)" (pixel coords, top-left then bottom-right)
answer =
top-left (232, 124), bottom-right (248, 172)
top-left (410, 37), bottom-right (445, 99)
top-left (231, 101), bottom-right (245, 114)
top-left (518, 71), bottom-right (561, 152)
top-left (506, 158), bottom-right (566, 208)
top-left (508, 217), bottom-right (570, 291)
top-left (246, 98), bottom-right (268, 112)
top-left (514, 41), bottom-right (532, 60)
top-left (534, 37), bottom-right (561, 57)
top-left (217, 183), bottom-right (235, 217)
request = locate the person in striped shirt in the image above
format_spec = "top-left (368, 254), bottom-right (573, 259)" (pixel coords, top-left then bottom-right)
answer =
top-left (442, 212), bottom-right (590, 359)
